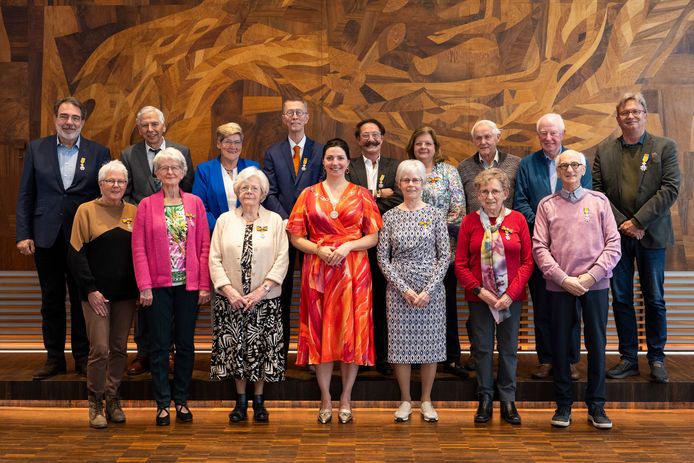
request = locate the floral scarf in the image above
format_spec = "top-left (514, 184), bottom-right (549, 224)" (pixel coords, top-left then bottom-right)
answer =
top-left (479, 208), bottom-right (511, 324)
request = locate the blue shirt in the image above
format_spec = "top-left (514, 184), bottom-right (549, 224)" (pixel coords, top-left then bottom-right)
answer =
top-left (57, 136), bottom-right (80, 190)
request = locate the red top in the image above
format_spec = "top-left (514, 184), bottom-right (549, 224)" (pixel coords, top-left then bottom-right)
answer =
top-left (454, 210), bottom-right (533, 302)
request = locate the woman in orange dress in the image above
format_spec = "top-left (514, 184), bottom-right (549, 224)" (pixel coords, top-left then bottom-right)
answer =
top-left (287, 138), bottom-right (382, 425)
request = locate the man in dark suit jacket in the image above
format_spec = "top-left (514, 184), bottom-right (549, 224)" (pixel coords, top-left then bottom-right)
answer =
top-left (16, 97), bottom-right (111, 380)
top-left (346, 118), bottom-right (402, 376)
top-left (515, 113), bottom-right (591, 381)
top-left (593, 92), bottom-right (680, 383)
top-left (263, 98), bottom-right (324, 359)
top-left (120, 105), bottom-right (195, 375)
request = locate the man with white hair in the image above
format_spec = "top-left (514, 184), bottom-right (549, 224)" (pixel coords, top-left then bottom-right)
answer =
top-left (533, 149), bottom-right (621, 429)
top-left (120, 105), bottom-right (195, 375)
top-left (593, 92), bottom-right (680, 383)
top-left (515, 113), bottom-right (590, 381)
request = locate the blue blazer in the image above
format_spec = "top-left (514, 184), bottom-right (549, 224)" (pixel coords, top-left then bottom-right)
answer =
top-left (514, 147), bottom-right (592, 234)
top-left (192, 156), bottom-right (260, 231)
top-left (16, 135), bottom-right (111, 248)
top-left (262, 136), bottom-right (324, 219)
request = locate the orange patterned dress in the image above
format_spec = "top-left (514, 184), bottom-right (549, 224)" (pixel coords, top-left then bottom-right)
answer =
top-left (287, 182), bottom-right (382, 365)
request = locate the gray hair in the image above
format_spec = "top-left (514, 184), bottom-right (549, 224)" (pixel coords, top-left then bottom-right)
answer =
top-left (470, 120), bottom-right (501, 138)
top-left (616, 92), bottom-right (648, 113)
top-left (395, 159), bottom-right (426, 184)
top-left (474, 168), bottom-right (511, 194)
top-left (557, 149), bottom-right (587, 166)
top-left (135, 106), bottom-right (165, 125)
top-left (98, 160), bottom-right (129, 182)
top-left (233, 167), bottom-right (270, 201)
top-left (153, 147), bottom-right (187, 177)
top-left (536, 113), bottom-right (565, 132)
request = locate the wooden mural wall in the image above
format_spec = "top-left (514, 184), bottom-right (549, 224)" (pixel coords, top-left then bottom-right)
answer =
top-left (1, 0), bottom-right (694, 271)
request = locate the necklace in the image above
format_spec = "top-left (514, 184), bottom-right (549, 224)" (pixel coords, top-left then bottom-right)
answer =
top-left (320, 183), bottom-right (347, 219)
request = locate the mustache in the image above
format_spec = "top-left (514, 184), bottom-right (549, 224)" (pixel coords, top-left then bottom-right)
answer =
top-left (364, 140), bottom-right (380, 147)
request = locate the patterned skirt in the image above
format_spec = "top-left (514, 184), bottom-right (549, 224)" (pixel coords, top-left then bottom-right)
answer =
top-left (209, 294), bottom-right (285, 382)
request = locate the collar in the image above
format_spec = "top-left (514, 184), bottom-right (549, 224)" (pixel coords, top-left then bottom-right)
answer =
top-left (56, 135), bottom-right (81, 150)
top-left (145, 139), bottom-right (166, 152)
top-left (362, 154), bottom-right (380, 168)
top-left (559, 186), bottom-right (585, 203)
top-left (619, 132), bottom-right (647, 147)
top-left (477, 150), bottom-right (499, 169)
top-left (288, 135), bottom-right (306, 151)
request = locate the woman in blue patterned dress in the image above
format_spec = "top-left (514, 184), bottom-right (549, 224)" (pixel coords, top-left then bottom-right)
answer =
top-left (406, 127), bottom-right (467, 377)
top-left (377, 160), bottom-right (450, 423)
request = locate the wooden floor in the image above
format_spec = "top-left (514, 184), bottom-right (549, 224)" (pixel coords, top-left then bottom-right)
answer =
top-left (1, 407), bottom-right (693, 462)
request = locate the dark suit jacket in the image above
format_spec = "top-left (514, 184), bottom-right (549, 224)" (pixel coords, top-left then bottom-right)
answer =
top-left (192, 156), bottom-right (260, 231)
top-left (592, 131), bottom-right (680, 249)
top-left (514, 146), bottom-right (592, 234)
top-left (16, 135), bottom-right (111, 248)
top-left (120, 140), bottom-right (194, 204)
top-left (262, 136), bottom-right (324, 219)
top-left (346, 155), bottom-right (402, 215)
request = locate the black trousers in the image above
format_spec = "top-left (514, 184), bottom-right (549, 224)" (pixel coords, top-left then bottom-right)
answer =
top-left (33, 230), bottom-right (89, 364)
top-left (280, 243), bottom-right (302, 361)
top-left (368, 248), bottom-right (389, 367)
top-left (444, 264), bottom-right (461, 363)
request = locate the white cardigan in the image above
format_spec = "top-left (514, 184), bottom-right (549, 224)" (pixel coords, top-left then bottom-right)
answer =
top-left (208, 206), bottom-right (289, 299)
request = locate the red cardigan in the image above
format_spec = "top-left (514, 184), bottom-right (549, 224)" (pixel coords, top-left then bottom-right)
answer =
top-left (132, 190), bottom-right (210, 292)
top-left (454, 210), bottom-right (533, 302)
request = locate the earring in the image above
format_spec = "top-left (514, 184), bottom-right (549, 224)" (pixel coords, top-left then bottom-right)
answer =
top-left (345, 168), bottom-right (350, 175)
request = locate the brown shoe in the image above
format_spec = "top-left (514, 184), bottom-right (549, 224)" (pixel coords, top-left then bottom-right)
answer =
top-left (168, 351), bottom-right (175, 374)
top-left (570, 363), bottom-right (580, 381)
top-left (531, 363), bottom-right (552, 379)
top-left (127, 357), bottom-right (149, 376)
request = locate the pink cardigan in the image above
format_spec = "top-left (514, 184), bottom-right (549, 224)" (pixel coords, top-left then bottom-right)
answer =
top-left (132, 190), bottom-right (210, 292)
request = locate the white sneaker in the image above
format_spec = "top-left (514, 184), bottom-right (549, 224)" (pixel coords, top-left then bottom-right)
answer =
top-left (420, 401), bottom-right (439, 422)
top-left (394, 401), bottom-right (412, 422)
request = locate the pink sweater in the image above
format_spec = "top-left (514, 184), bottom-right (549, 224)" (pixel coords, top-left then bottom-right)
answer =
top-left (532, 190), bottom-right (621, 292)
top-left (132, 190), bottom-right (210, 292)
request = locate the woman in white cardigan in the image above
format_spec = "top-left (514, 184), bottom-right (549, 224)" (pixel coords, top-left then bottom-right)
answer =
top-left (208, 167), bottom-right (289, 423)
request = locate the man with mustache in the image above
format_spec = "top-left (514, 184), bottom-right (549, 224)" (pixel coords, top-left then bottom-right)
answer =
top-left (16, 97), bottom-right (111, 380)
top-left (346, 119), bottom-right (402, 375)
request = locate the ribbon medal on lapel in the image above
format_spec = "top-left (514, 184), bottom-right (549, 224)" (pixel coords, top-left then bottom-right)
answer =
top-left (640, 153), bottom-right (650, 172)
top-left (418, 220), bottom-right (431, 227)
top-left (301, 157), bottom-right (308, 172)
top-left (256, 224), bottom-right (268, 238)
top-left (121, 217), bottom-right (133, 231)
top-left (583, 207), bottom-right (590, 223)
top-left (501, 225), bottom-right (513, 241)
top-left (79, 157), bottom-right (86, 171)
top-left (378, 174), bottom-right (385, 189)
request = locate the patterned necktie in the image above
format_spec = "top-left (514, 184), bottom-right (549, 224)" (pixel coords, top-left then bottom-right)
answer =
top-left (293, 145), bottom-right (301, 175)
top-left (150, 148), bottom-right (161, 191)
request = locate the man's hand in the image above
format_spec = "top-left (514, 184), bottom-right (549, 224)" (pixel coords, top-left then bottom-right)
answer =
top-left (619, 220), bottom-right (645, 239)
top-left (17, 239), bottom-right (35, 256)
top-left (562, 276), bottom-right (586, 296)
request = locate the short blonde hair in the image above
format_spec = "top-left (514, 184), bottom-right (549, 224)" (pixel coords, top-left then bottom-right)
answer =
top-left (616, 92), bottom-right (648, 113)
top-left (216, 122), bottom-right (243, 142)
top-left (233, 167), bottom-right (270, 201)
top-left (473, 168), bottom-right (510, 194)
top-left (153, 147), bottom-right (187, 177)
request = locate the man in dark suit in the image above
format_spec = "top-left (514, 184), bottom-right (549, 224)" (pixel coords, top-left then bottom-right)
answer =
top-left (16, 97), bottom-right (111, 380)
top-left (515, 113), bottom-right (589, 381)
top-left (263, 98), bottom-right (324, 359)
top-left (120, 105), bottom-right (195, 375)
top-left (346, 118), bottom-right (402, 376)
top-left (593, 92), bottom-right (680, 383)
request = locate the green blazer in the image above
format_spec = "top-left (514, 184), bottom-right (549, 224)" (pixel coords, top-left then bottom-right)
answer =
top-left (592, 132), bottom-right (680, 249)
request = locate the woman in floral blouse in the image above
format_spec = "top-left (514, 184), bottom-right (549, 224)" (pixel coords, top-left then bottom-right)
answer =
top-left (406, 126), bottom-right (467, 377)
top-left (132, 147), bottom-right (210, 426)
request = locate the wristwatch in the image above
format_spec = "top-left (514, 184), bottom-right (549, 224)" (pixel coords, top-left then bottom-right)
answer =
top-left (472, 286), bottom-right (483, 296)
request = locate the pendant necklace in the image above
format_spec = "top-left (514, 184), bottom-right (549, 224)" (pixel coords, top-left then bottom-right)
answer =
top-left (323, 184), bottom-right (341, 219)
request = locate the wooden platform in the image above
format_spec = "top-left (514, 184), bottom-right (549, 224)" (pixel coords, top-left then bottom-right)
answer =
top-left (1, 353), bottom-right (693, 407)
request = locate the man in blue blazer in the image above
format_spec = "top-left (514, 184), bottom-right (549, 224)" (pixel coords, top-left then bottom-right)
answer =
top-left (120, 105), bottom-right (195, 376)
top-left (263, 98), bottom-right (324, 359)
top-left (515, 113), bottom-right (591, 381)
top-left (16, 97), bottom-right (111, 380)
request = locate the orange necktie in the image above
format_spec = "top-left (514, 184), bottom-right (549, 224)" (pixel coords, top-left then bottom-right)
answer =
top-left (293, 145), bottom-right (301, 175)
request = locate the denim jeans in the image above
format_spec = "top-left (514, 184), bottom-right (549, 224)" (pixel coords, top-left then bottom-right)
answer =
top-left (610, 236), bottom-right (666, 363)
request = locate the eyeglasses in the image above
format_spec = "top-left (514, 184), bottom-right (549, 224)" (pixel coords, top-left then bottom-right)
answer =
top-left (538, 130), bottom-right (563, 138)
top-left (157, 165), bottom-right (182, 173)
top-left (557, 162), bottom-right (584, 171)
top-left (284, 110), bottom-right (307, 117)
top-left (618, 109), bottom-right (646, 119)
top-left (221, 139), bottom-right (242, 147)
top-left (400, 177), bottom-right (422, 184)
top-left (239, 185), bottom-right (261, 193)
top-left (360, 132), bottom-right (382, 140)
top-left (478, 189), bottom-right (504, 197)
top-left (57, 113), bottom-right (82, 123)
top-left (101, 179), bottom-right (127, 186)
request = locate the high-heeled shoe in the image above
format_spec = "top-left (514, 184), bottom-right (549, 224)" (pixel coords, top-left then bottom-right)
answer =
top-left (317, 408), bottom-right (332, 424)
top-left (338, 408), bottom-right (353, 424)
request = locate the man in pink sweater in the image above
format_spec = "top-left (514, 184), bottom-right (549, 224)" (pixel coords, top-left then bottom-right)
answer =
top-left (532, 150), bottom-right (621, 430)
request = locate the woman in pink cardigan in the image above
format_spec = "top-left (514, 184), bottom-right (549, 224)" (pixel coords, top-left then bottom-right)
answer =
top-left (132, 147), bottom-right (210, 426)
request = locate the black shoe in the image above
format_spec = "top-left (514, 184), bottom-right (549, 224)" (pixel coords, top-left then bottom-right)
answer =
top-left (550, 406), bottom-right (572, 428)
top-left (474, 397), bottom-right (492, 423)
top-left (229, 394), bottom-right (248, 423)
top-left (463, 356), bottom-right (476, 372)
top-left (606, 359), bottom-right (639, 379)
top-left (252, 395), bottom-right (269, 422)
top-left (75, 357), bottom-right (88, 377)
top-left (33, 360), bottom-right (67, 380)
top-left (587, 404), bottom-right (612, 429)
top-left (156, 407), bottom-right (170, 426)
top-left (500, 401), bottom-right (521, 425)
top-left (649, 361), bottom-right (669, 383)
top-left (175, 404), bottom-right (193, 423)
top-left (376, 363), bottom-right (393, 376)
top-left (442, 362), bottom-right (469, 379)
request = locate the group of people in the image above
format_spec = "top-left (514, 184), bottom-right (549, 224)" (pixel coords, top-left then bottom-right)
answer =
top-left (15, 92), bottom-right (679, 430)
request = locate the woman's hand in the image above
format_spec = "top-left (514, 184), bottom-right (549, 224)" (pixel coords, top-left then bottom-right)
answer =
top-left (413, 291), bottom-right (430, 307)
top-left (87, 291), bottom-right (109, 317)
top-left (316, 245), bottom-right (335, 264)
top-left (328, 242), bottom-right (352, 266)
top-left (139, 289), bottom-right (153, 307)
top-left (493, 293), bottom-right (513, 311)
top-left (198, 290), bottom-right (210, 305)
top-left (478, 287), bottom-right (499, 307)
top-left (243, 286), bottom-right (267, 311)
top-left (221, 285), bottom-right (245, 310)
top-left (403, 288), bottom-right (419, 306)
